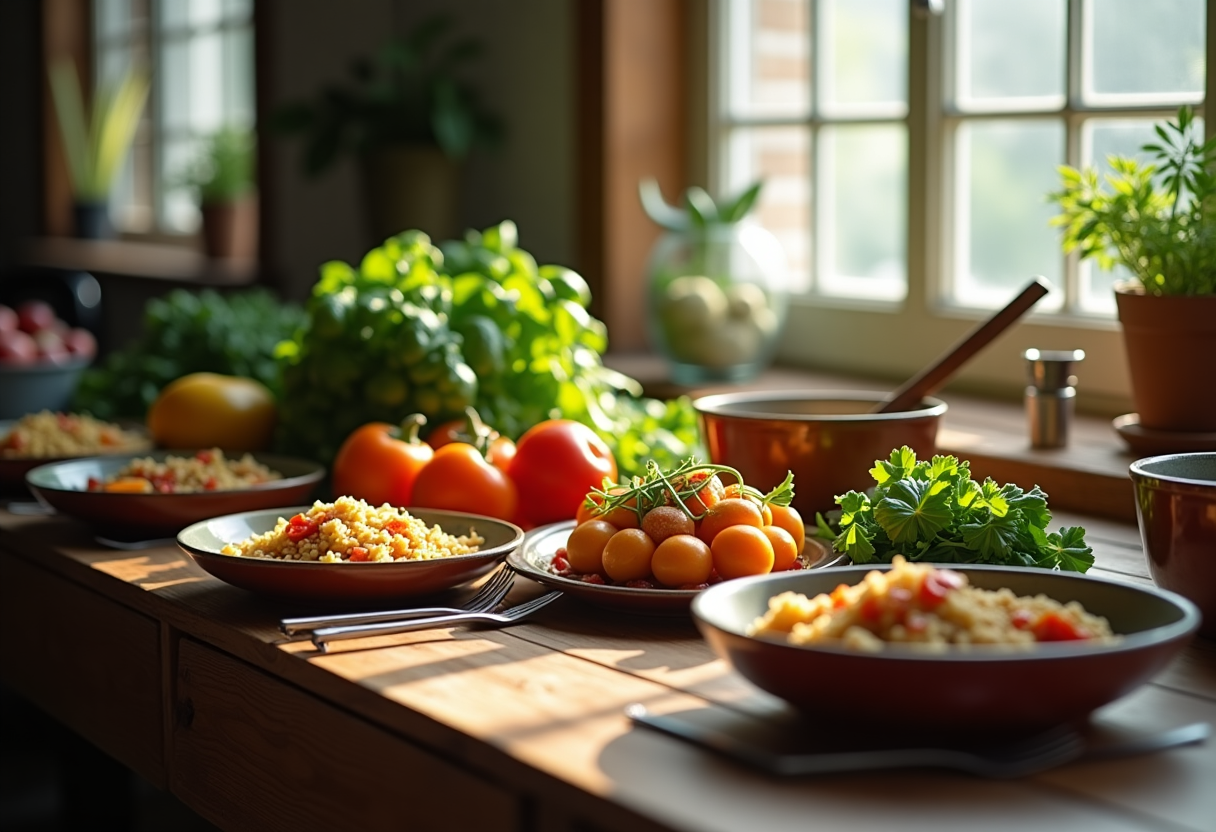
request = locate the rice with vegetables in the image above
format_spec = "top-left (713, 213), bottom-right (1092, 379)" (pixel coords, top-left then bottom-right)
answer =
top-left (1, 411), bottom-right (147, 458)
top-left (220, 497), bottom-right (484, 563)
top-left (87, 449), bottom-right (279, 494)
top-left (749, 555), bottom-right (1116, 652)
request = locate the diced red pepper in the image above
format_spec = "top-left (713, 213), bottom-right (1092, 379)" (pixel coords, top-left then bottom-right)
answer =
top-left (1011, 609), bottom-right (1035, 630)
top-left (195, 450), bottom-right (214, 464)
top-left (551, 549), bottom-right (571, 575)
top-left (150, 473), bottom-right (176, 493)
top-left (348, 546), bottom-right (370, 562)
top-left (830, 583), bottom-right (852, 609)
top-left (918, 568), bottom-right (965, 607)
top-left (203, 477), bottom-right (218, 491)
top-left (87, 476), bottom-right (102, 492)
top-left (285, 513), bottom-right (319, 542)
top-left (860, 595), bottom-right (884, 622)
top-left (384, 519), bottom-right (409, 536)
top-left (1032, 612), bottom-right (1090, 642)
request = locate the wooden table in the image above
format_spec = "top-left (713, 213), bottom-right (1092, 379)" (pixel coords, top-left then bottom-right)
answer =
top-left (1, 506), bottom-right (1213, 832)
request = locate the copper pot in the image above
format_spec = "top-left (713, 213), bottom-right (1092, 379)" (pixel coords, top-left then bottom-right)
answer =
top-left (694, 390), bottom-right (946, 521)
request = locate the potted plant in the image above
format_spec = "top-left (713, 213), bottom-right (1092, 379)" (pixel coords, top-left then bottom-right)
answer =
top-left (48, 59), bottom-right (150, 239)
top-left (639, 178), bottom-right (788, 384)
top-left (1050, 105), bottom-right (1216, 437)
top-left (180, 127), bottom-right (257, 260)
top-left (274, 14), bottom-right (503, 243)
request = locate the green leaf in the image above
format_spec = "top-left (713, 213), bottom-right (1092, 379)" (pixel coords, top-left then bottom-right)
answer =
top-left (873, 478), bottom-right (952, 543)
top-left (718, 180), bottom-right (763, 222)
top-left (839, 522), bottom-right (877, 563)
top-left (1039, 526), bottom-right (1095, 572)
top-left (959, 513), bottom-right (1021, 559)
top-left (836, 491), bottom-right (870, 526)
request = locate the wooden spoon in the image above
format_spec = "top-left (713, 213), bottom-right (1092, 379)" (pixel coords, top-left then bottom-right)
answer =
top-left (874, 277), bottom-right (1051, 414)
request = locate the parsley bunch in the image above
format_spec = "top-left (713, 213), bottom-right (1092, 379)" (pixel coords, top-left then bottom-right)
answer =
top-left (819, 447), bottom-right (1094, 573)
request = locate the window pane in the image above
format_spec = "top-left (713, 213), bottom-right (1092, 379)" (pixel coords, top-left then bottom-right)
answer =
top-left (223, 27), bottom-right (256, 125)
top-left (816, 0), bottom-right (907, 115)
top-left (1086, 0), bottom-right (1205, 102)
top-left (190, 31), bottom-right (226, 133)
top-left (816, 123), bottom-right (906, 300)
top-left (96, 0), bottom-right (131, 41)
top-left (725, 126), bottom-right (812, 293)
top-left (954, 119), bottom-right (1063, 309)
top-left (954, 0), bottom-right (1064, 110)
top-left (725, 0), bottom-right (810, 119)
top-left (161, 137), bottom-right (201, 233)
top-left (160, 38), bottom-right (190, 132)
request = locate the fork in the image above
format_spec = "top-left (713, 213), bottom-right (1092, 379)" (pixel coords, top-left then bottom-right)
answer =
top-left (311, 590), bottom-right (563, 652)
top-left (280, 565), bottom-right (516, 636)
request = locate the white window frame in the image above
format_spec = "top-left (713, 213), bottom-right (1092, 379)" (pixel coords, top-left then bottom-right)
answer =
top-left (706, 0), bottom-right (1213, 414)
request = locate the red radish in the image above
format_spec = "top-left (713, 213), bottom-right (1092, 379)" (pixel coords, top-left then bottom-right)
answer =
top-left (0, 329), bottom-right (38, 364)
top-left (64, 328), bottom-right (97, 359)
top-left (16, 300), bottom-right (57, 334)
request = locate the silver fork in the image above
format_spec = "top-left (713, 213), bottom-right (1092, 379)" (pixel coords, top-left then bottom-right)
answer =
top-left (311, 590), bottom-right (563, 652)
top-left (280, 565), bottom-right (516, 636)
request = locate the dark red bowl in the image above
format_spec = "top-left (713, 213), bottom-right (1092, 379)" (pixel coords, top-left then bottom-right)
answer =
top-left (25, 452), bottom-right (325, 537)
top-left (1129, 452), bottom-right (1216, 639)
top-left (177, 506), bottom-right (525, 601)
top-left (692, 564), bottom-right (1199, 733)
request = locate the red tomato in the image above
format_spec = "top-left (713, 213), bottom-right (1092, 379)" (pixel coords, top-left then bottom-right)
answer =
top-left (1032, 612), bottom-right (1090, 641)
top-left (507, 420), bottom-right (617, 526)
top-left (412, 442), bottom-right (519, 521)
top-left (428, 409), bottom-right (516, 473)
top-left (918, 567), bottom-right (966, 607)
top-left (332, 415), bottom-right (433, 507)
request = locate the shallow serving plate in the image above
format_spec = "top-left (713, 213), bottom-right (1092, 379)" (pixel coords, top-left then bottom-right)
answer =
top-left (508, 520), bottom-right (846, 615)
top-left (693, 564), bottom-right (1200, 733)
top-left (25, 451), bottom-right (325, 537)
top-left (178, 506), bottom-right (525, 601)
top-left (0, 418), bottom-right (152, 490)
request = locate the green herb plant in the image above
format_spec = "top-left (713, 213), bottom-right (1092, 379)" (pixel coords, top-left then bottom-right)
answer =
top-left (273, 14), bottom-right (503, 175)
top-left (179, 127), bottom-right (256, 205)
top-left (274, 221), bottom-right (702, 475)
top-left (818, 447), bottom-right (1094, 573)
top-left (73, 289), bottom-right (306, 420)
top-left (48, 59), bottom-right (150, 202)
top-left (1049, 105), bottom-right (1216, 297)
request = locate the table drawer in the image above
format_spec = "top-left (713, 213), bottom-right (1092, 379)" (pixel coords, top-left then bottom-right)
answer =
top-left (170, 638), bottom-right (521, 832)
top-left (0, 550), bottom-right (163, 785)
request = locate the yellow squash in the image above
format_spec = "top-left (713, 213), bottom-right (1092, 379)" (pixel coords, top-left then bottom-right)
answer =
top-left (148, 372), bottom-right (276, 451)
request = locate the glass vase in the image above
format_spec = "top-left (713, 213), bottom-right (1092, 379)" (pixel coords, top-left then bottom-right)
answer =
top-left (646, 223), bottom-right (788, 385)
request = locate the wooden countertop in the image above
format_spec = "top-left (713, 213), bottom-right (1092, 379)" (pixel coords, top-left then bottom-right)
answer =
top-left (1, 504), bottom-right (1213, 832)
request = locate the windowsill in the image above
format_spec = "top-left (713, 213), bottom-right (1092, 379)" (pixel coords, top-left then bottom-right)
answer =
top-left (23, 237), bottom-right (259, 286)
top-left (604, 353), bottom-right (1140, 524)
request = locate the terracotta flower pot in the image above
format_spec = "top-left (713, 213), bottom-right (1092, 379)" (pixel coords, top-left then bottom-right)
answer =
top-left (1115, 287), bottom-right (1216, 433)
top-left (200, 195), bottom-right (258, 261)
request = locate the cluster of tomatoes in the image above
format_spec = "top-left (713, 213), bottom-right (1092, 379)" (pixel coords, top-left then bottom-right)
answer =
top-left (553, 465), bottom-right (807, 590)
top-left (331, 408), bottom-right (617, 529)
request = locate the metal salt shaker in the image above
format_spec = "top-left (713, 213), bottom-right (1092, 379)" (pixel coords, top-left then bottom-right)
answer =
top-left (1024, 349), bottom-right (1085, 448)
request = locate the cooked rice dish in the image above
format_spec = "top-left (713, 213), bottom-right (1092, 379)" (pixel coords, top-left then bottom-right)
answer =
top-left (1, 410), bottom-right (147, 458)
top-left (749, 555), bottom-right (1116, 652)
top-left (87, 449), bottom-right (279, 494)
top-left (220, 496), bottom-right (485, 563)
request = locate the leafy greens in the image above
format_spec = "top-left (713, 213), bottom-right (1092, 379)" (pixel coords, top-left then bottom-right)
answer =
top-left (818, 446), bottom-right (1094, 573)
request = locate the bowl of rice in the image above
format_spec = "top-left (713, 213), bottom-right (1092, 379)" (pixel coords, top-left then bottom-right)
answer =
top-left (692, 559), bottom-right (1199, 733)
top-left (0, 411), bottom-right (150, 490)
top-left (24, 450), bottom-right (324, 537)
top-left (177, 499), bottom-right (526, 600)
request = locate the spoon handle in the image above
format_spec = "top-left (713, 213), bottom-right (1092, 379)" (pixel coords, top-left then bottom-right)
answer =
top-left (875, 277), bottom-right (1051, 414)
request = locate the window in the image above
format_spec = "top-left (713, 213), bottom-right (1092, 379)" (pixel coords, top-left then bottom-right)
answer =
top-left (711, 0), bottom-right (1209, 407)
top-left (94, 0), bottom-right (255, 237)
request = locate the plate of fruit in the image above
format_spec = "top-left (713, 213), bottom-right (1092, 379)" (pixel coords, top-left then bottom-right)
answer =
top-left (507, 460), bottom-right (846, 614)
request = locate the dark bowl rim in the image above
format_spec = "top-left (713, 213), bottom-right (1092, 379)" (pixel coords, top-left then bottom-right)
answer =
top-left (0, 356), bottom-right (91, 374)
top-left (177, 505), bottom-right (526, 568)
top-left (691, 389), bottom-right (948, 421)
top-left (24, 451), bottom-right (326, 496)
top-left (1128, 452), bottom-right (1216, 487)
top-left (691, 562), bottom-right (1201, 663)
